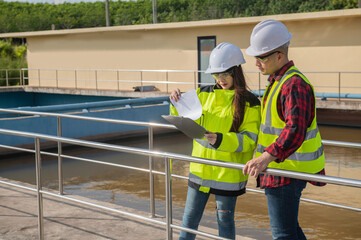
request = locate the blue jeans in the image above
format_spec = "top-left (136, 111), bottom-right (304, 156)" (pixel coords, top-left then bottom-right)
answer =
top-left (179, 186), bottom-right (237, 240)
top-left (265, 180), bottom-right (307, 240)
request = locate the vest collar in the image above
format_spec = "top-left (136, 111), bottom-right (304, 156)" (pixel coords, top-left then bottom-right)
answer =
top-left (269, 60), bottom-right (295, 82)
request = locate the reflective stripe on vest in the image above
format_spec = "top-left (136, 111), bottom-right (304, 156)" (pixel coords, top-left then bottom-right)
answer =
top-left (260, 124), bottom-right (320, 141)
top-left (195, 130), bottom-right (258, 152)
top-left (257, 144), bottom-right (324, 161)
top-left (189, 172), bottom-right (247, 191)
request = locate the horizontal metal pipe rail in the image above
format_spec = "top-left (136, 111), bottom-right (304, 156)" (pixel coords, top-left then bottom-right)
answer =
top-left (0, 128), bottom-right (361, 239)
top-left (19, 68), bottom-right (361, 98)
top-left (0, 108), bottom-right (176, 129)
top-left (1, 108), bottom-right (360, 150)
top-left (1, 142), bottom-right (359, 212)
top-left (0, 69), bottom-right (24, 87)
top-left (0, 128), bottom-right (360, 188)
top-left (20, 68), bottom-right (361, 74)
top-left (1, 107), bottom-right (360, 196)
top-left (321, 140), bottom-right (361, 149)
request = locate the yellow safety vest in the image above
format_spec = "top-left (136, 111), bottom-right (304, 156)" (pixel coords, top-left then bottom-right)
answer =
top-left (255, 66), bottom-right (325, 173)
top-left (170, 85), bottom-right (261, 193)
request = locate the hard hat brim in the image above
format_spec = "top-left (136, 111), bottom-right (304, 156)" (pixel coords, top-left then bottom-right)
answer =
top-left (245, 33), bottom-right (292, 56)
top-left (204, 62), bottom-right (245, 74)
top-left (205, 67), bottom-right (228, 74)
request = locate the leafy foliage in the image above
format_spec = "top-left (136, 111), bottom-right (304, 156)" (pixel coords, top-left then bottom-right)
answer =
top-left (0, 40), bottom-right (27, 86)
top-left (0, 0), bottom-right (358, 33)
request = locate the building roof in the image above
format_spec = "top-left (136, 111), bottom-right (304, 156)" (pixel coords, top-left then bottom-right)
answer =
top-left (0, 8), bottom-right (360, 38)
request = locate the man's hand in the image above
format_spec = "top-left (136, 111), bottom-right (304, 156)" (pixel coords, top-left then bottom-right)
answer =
top-left (243, 151), bottom-right (277, 178)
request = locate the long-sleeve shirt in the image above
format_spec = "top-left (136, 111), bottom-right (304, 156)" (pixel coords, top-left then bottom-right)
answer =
top-left (258, 61), bottom-right (326, 189)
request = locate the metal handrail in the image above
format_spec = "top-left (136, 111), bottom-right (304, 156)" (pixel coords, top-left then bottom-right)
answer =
top-left (0, 128), bottom-right (361, 240)
top-left (1, 107), bottom-right (361, 150)
top-left (0, 108), bottom-right (176, 129)
top-left (20, 68), bottom-right (361, 74)
top-left (16, 68), bottom-right (361, 100)
top-left (0, 69), bottom-right (24, 87)
top-left (1, 142), bottom-right (359, 212)
top-left (1, 107), bottom-right (361, 194)
top-left (321, 140), bottom-right (361, 149)
top-left (1, 108), bottom-right (360, 192)
top-left (1, 108), bottom-right (361, 237)
top-left (0, 128), bottom-right (360, 187)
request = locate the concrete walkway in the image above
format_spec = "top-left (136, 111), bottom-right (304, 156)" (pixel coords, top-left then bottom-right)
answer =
top-left (0, 177), bottom-right (254, 240)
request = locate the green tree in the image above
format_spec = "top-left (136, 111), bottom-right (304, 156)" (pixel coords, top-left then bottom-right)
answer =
top-left (0, 0), bottom-right (358, 33)
top-left (0, 40), bottom-right (27, 86)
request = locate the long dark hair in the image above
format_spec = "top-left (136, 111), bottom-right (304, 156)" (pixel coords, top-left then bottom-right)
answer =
top-left (229, 65), bottom-right (249, 132)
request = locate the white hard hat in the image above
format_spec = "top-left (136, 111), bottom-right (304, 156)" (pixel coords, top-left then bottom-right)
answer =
top-left (245, 19), bottom-right (292, 56)
top-left (205, 42), bottom-right (246, 74)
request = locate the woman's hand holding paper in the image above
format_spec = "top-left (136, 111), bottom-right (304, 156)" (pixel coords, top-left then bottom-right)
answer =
top-left (170, 88), bottom-right (181, 102)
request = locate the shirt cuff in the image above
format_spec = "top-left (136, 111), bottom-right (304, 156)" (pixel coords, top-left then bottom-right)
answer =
top-left (210, 132), bottom-right (223, 149)
top-left (265, 144), bottom-right (285, 163)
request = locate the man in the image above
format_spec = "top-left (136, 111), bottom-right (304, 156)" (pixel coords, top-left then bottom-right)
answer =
top-left (243, 19), bottom-right (326, 240)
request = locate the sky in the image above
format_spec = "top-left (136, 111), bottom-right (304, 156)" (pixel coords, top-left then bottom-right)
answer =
top-left (3, 0), bottom-right (130, 4)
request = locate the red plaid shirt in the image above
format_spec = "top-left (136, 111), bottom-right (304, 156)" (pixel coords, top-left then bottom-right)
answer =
top-left (258, 61), bottom-right (326, 189)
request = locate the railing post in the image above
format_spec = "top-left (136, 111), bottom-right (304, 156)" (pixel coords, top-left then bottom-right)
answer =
top-left (95, 70), bottom-right (98, 90)
top-left (21, 69), bottom-right (25, 86)
top-left (35, 137), bottom-right (44, 240)
top-left (38, 69), bottom-right (41, 87)
top-left (57, 117), bottom-right (64, 195)
top-left (75, 70), bottom-right (78, 89)
top-left (6, 69), bottom-right (9, 86)
top-left (19, 69), bottom-right (22, 86)
top-left (117, 70), bottom-right (120, 91)
top-left (166, 71), bottom-right (169, 93)
top-left (56, 70), bottom-right (58, 88)
top-left (140, 71), bottom-right (143, 92)
top-left (149, 127), bottom-right (155, 217)
top-left (338, 72), bottom-right (341, 101)
top-left (194, 71), bottom-right (197, 89)
top-left (258, 72), bottom-right (261, 97)
top-left (165, 157), bottom-right (172, 240)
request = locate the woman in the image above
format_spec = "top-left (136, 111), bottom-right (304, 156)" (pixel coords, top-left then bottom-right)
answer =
top-left (170, 42), bottom-right (261, 240)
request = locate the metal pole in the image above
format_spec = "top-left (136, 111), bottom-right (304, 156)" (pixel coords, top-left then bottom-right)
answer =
top-left (22, 69), bottom-right (25, 86)
top-left (194, 71), bottom-right (196, 89)
top-left (140, 71), bottom-right (143, 92)
top-left (338, 72), bottom-right (341, 101)
top-left (105, 0), bottom-right (110, 27)
top-left (95, 70), bottom-right (98, 90)
top-left (117, 70), bottom-right (120, 91)
top-left (57, 117), bottom-right (63, 195)
top-left (149, 127), bottom-right (155, 217)
top-left (75, 70), bottom-right (77, 89)
top-left (6, 69), bottom-right (9, 86)
top-left (152, 0), bottom-right (157, 24)
top-left (35, 137), bottom-right (44, 240)
top-left (165, 157), bottom-right (172, 239)
top-left (19, 69), bottom-right (22, 86)
top-left (258, 72), bottom-right (261, 97)
top-left (38, 69), bottom-right (41, 87)
top-left (56, 70), bottom-right (58, 88)
top-left (166, 71), bottom-right (169, 93)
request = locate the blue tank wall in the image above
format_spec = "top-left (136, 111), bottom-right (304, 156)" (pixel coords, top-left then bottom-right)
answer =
top-left (0, 93), bottom-right (170, 148)
top-left (0, 92), bottom-right (125, 108)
